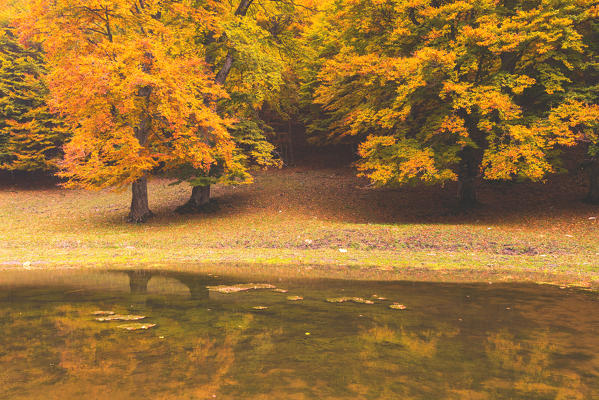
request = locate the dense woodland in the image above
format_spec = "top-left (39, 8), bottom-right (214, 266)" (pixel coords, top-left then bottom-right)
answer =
top-left (0, 0), bottom-right (597, 222)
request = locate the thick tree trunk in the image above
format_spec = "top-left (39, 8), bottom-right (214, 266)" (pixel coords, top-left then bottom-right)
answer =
top-left (585, 161), bottom-right (599, 204)
top-left (176, 185), bottom-right (211, 214)
top-left (129, 66), bottom-right (153, 223)
top-left (457, 146), bottom-right (479, 209)
top-left (128, 177), bottom-right (153, 223)
top-left (189, 185), bottom-right (211, 207)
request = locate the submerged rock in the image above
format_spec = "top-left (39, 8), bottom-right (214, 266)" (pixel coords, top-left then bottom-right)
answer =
top-left (207, 283), bottom-right (276, 294)
top-left (326, 297), bottom-right (374, 304)
top-left (117, 323), bottom-right (156, 331)
top-left (92, 311), bottom-right (115, 316)
top-left (273, 289), bottom-right (288, 293)
top-left (95, 314), bottom-right (146, 322)
top-left (287, 296), bottom-right (303, 301)
top-left (389, 303), bottom-right (407, 310)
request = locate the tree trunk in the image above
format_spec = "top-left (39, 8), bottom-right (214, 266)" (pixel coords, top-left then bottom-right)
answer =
top-left (128, 177), bottom-right (153, 223)
top-left (215, 53), bottom-right (235, 85)
top-left (586, 161), bottom-right (599, 204)
top-left (129, 61), bottom-right (153, 223)
top-left (176, 185), bottom-right (211, 214)
top-left (190, 185), bottom-right (210, 207)
top-left (457, 146), bottom-right (479, 209)
top-left (214, 0), bottom-right (253, 85)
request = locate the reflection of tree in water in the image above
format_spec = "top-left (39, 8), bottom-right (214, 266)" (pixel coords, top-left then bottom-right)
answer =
top-left (347, 323), bottom-right (596, 400)
top-left (127, 270), bottom-right (152, 294)
top-left (0, 270), bottom-right (255, 399)
top-left (0, 306), bottom-right (63, 394)
top-left (484, 330), bottom-right (589, 399)
top-left (349, 323), bottom-right (461, 399)
top-left (1, 276), bottom-right (599, 400)
top-left (124, 270), bottom-right (231, 299)
top-left (0, 303), bottom-right (251, 399)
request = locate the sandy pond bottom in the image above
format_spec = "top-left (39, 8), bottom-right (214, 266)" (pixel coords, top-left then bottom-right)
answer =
top-left (0, 268), bottom-right (598, 400)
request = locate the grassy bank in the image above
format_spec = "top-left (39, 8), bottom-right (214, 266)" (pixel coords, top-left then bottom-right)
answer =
top-left (1, 166), bottom-right (599, 284)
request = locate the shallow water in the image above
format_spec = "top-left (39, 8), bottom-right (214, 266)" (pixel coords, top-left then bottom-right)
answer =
top-left (0, 268), bottom-right (598, 399)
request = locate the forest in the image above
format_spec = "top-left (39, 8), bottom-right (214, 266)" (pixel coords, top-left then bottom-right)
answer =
top-left (0, 0), bottom-right (598, 274)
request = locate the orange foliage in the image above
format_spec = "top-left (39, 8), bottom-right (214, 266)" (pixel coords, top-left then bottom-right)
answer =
top-left (18, 0), bottom-right (235, 190)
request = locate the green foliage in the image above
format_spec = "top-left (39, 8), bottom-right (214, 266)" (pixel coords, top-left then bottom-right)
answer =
top-left (229, 120), bottom-right (280, 168)
top-left (169, 119), bottom-right (281, 188)
top-left (0, 27), bottom-right (68, 171)
top-left (177, 0), bottom-right (310, 188)
top-left (221, 16), bottom-right (286, 107)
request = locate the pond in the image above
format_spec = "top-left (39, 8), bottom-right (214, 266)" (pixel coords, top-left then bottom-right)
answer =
top-left (0, 268), bottom-right (598, 399)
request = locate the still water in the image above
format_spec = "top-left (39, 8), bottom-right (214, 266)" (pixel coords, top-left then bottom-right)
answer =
top-left (0, 268), bottom-right (597, 399)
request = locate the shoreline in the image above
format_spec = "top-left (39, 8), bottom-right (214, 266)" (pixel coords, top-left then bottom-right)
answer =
top-left (1, 256), bottom-right (597, 289)
top-left (2, 168), bottom-right (598, 288)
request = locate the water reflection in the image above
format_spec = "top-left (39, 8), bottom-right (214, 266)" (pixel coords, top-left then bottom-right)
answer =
top-left (0, 269), bottom-right (597, 399)
top-left (125, 270), bottom-right (212, 299)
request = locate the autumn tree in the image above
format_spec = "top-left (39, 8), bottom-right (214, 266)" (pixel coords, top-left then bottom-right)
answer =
top-left (176, 0), bottom-right (314, 212)
top-left (19, 0), bottom-right (239, 222)
top-left (304, 0), bottom-right (598, 208)
top-left (566, 9), bottom-right (599, 203)
top-left (0, 27), bottom-right (69, 172)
